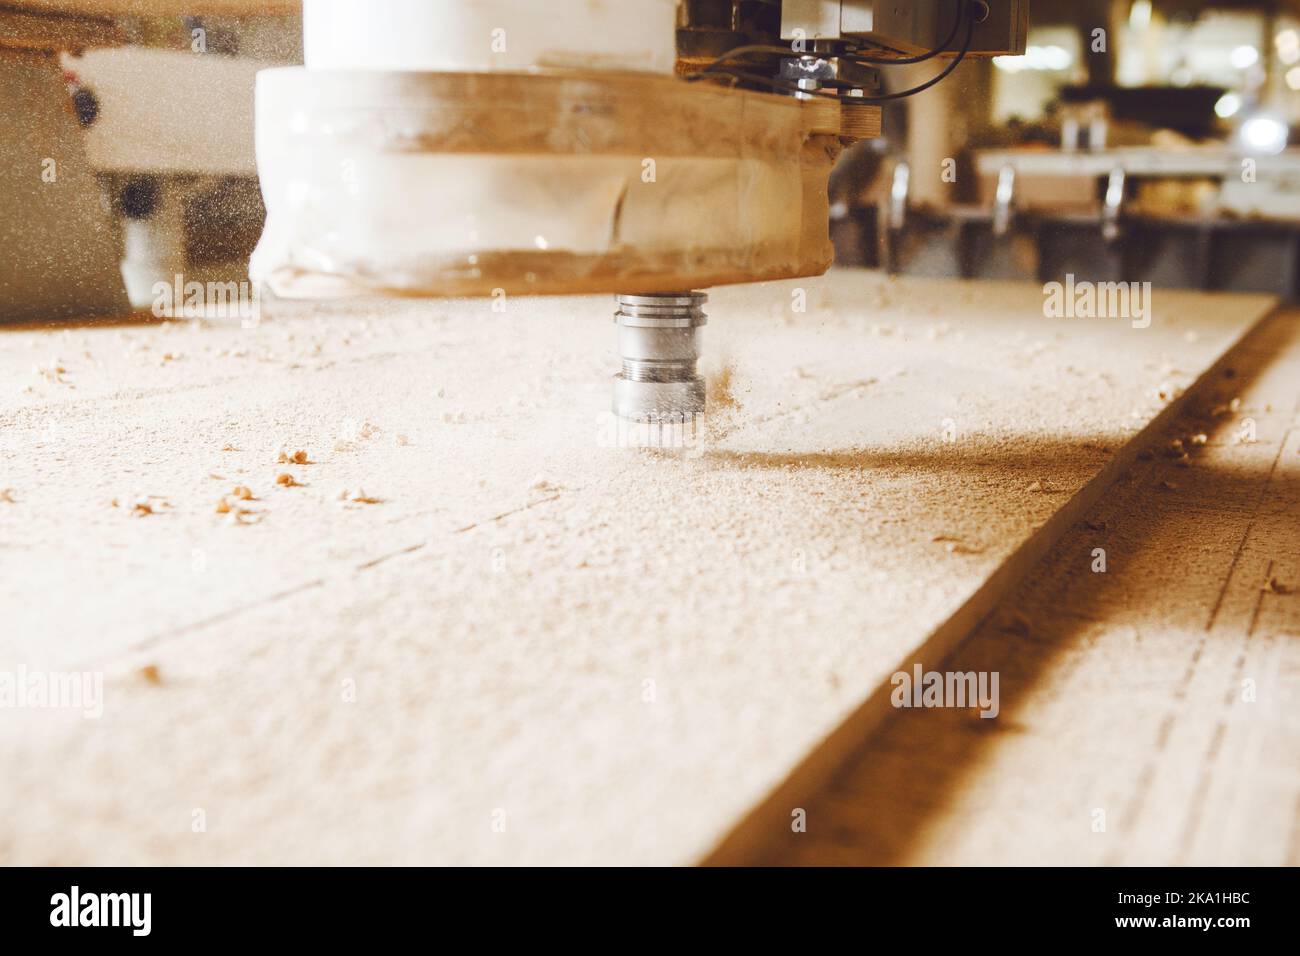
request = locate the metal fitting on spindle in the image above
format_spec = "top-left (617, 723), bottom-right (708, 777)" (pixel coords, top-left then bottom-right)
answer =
top-left (612, 292), bottom-right (707, 431)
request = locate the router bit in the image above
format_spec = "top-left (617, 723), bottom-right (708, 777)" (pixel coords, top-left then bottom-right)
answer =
top-left (612, 292), bottom-right (707, 446)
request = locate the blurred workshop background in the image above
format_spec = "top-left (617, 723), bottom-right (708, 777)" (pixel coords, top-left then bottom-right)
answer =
top-left (836, 0), bottom-right (1300, 301)
top-left (4, 0), bottom-right (1300, 325)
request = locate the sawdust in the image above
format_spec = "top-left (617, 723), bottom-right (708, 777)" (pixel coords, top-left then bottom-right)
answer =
top-left (1262, 577), bottom-right (1291, 595)
top-left (931, 534), bottom-right (985, 555)
top-left (275, 473), bottom-right (301, 488)
top-left (231, 486), bottom-right (255, 501)
top-left (700, 359), bottom-right (743, 444)
top-left (0, 272), bottom-right (1280, 866)
top-left (216, 493), bottom-right (263, 524)
top-left (0, 488), bottom-right (14, 504)
top-left (110, 495), bottom-right (169, 517)
top-left (138, 665), bottom-right (162, 685)
top-left (277, 449), bottom-right (310, 465)
top-left (1153, 382), bottom-right (1184, 402)
top-left (33, 359), bottom-right (68, 384)
top-left (334, 420), bottom-right (380, 451)
top-left (706, 361), bottom-right (741, 413)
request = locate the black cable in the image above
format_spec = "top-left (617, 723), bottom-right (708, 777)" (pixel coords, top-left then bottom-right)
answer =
top-left (846, 0), bottom-right (967, 65)
top-left (687, 1), bottom-right (976, 104)
top-left (689, 0), bottom-right (969, 79)
top-left (851, 2), bottom-right (975, 102)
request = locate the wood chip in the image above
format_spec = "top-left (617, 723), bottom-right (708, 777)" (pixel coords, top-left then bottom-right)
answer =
top-left (139, 665), bottom-right (162, 685)
top-left (275, 473), bottom-right (300, 487)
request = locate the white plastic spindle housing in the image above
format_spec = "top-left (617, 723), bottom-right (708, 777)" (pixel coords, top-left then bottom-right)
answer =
top-left (302, 0), bottom-right (678, 74)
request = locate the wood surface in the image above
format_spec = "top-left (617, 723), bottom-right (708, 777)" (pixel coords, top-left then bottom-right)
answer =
top-left (744, 308), bottom-right (1300, 866)
top-left (3, 1), bottom-right (298, 17)
top-left (0, 271), bottom-right (1279, 864)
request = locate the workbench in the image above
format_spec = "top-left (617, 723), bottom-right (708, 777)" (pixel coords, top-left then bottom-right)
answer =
top-left (0, 271), bottom-right (1292, 865)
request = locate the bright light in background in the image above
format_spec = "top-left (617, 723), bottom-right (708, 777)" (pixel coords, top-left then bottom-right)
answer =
top-left (1229, 45), bottom-right (1259, 70)
top-left (1279, 29), bottom-right (1300, 65)
top-left (1241, 115), bottom-right (1289, 154)
top-left (993, 46), bottom-right (1074, 73)
top-left (1129, 0), bottom-right (1152, 31)
top-left (1215, 92), bottom-right (1242, 118)
top-left (1289, 67), bottom-right (1300, 91)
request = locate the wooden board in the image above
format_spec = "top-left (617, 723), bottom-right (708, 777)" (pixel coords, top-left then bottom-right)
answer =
top-left (746, 308), bottom-right (1300, 866)
top-left (0, 271), bottom-right (1278, 864)
top-left (0, 7), bottom-right (121, 50)
top-left (4, 1), bottom-right (298, 16)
